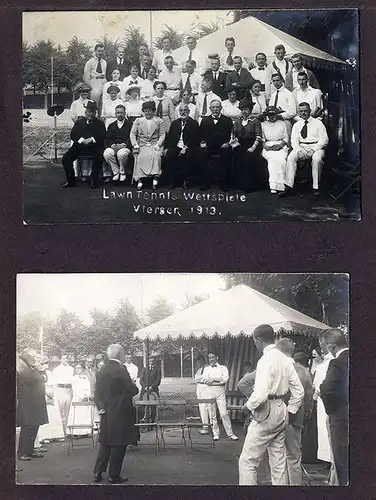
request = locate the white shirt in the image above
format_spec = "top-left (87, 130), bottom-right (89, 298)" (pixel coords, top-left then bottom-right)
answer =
top-left (101, 98), bottom-right (124, 128)
top-left (261, 120), bottom-right (288, 145)
top-left (271, 58), bottom-right (293, 78)
top-left (196, 91), bottom-right (222, 119)
top-left (182, 72), bottom-right (202, 95)
top-left (293, 86), bottom-right (323, 116)
top-left (158, 66), bottom-right (182, 90)
top-left (140, 79), bottom-right (157, 100)
top-left (53, 364), bottom-right (74, 385)
top-left (201, 363), bottom-right (229, 385)
top-left (246, 344), bottom-right (304, 414)
top-left (313, 352), bottom-right (334, 395)
top-left (179, 47), bottom-right (208, 76)
top-left (125, 99), bottom-right (143, 118)
top-left (71, 374), bottom-right (91, 401)
top-left (175, 103), bottom-right (198, 121)
top-left (221, 99), bottom-right (241, 120)
top-left (291, 116), bottom-right (329, 151)
top-left (250, 93), bottom-right (267, 115)
top-left (269, 86), bottom-right (296, 120)
top-left (120, 76), bottom-right (144, 100)
top-left (70, 97), bottom-right (89, 122)
top-left (124, 362), bottom-right (138, 381)
top-left (83, 57), bottom-right (107, 84)
top-left (116, 120), bottom-right (125, 129)
top-left (220, 51), bottom-right (248, 72)
top-left (336, 347), bottom-right (349, 359)
top-left (152, 49), bottom-right (174, 73)
top-left (250, 66), bottom-right (273, 99)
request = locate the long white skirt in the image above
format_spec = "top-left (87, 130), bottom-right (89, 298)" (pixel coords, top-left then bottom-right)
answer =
top-left (262, 147), bottom-right (288, 191)
top-left (317, 397), bottom-right (332, 462)
top-left (38, 401), bottom-right (65, 441)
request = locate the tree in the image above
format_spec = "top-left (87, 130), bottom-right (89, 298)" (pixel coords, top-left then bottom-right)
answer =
top-left (52, 309), bottom-right (86, 356)
top-left (192, 22), bottom-right (220, 39)
top-left (122, 26), bottom-right (148, 67)
top-left (146, 297), bottom-right (179, 358)
top-left (17, 311), bottom-right (54, 353)
top-left (96, 35), bottom-right (120, 62)
top-left (65, 36), bottom-right (92, 96)
top-left (154, 25), bottom-right (184, 50)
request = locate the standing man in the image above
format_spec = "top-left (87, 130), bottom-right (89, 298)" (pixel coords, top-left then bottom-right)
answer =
top-left (52, 354), bottom-right (74, 435)
top-left (282, 102), bottom-right (329, 197)
top-left (269, 73), bottom-right (296, 139)
top-left (179, 36), bottom-right (208, 76)
top-left (139, 357), bottom-right (161, 423)
top-left (220, 37), bottom-right (238, 73)
top-left (181, 60), bottom-right (203, 102)
top-left (139, 54), bottom-right (153, 80)
top-left (62, 101), bottom-right (107, 189)
top-left (106, 46), bottom-right (128, 81)
top-left (250, 53), bottom-right (273, 100)
top-left (138, 43), bottom-right (151, 67)
top-left (238, 324), bottom-right (304, 486)
top-left (83, 43), bottom-right (107, 107)
top-left (16, 349), bottom-right (48, 461)
top-left (196, 79), bottom-right (222, 122)
top-left (320, 329), bottom-right (349, 486)
top-left (93, 344), bottom-right (139, 483)
top-left (103, 104), bottom-right (132, 183)
top-left (152, 36), bottom-right (174, 74)
top-left (84, 356), bottom-right (97, 399)
top-left (203, 57), bottom-right (227, 101)
top-left (276, 338), bottom-right (313, 485)
top-left (225, 57), bottom-right (254, 100)
top-left (285, 53), bottom-right (320, 91)
top-left (292, 72), bottom-right (323, 120)
top-left (124, 354), bottom-right (139, 383)
top-left (158, 56), bottom-right (182, 104)
top-left (271, 44), bottom-right (293, 80)
top-left (200, 353), bottom-right (238, 441)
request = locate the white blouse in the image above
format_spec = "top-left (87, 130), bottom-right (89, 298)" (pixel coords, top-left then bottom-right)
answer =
top-left (251, 93), bottom-right (267, 115)
top-left (221, 99), bottom-right (241, 120)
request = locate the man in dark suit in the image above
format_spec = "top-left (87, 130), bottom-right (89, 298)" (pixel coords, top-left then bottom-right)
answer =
top-left (320, 329), bottom-right (349, 486)
top-left (93, 344), bottom-right (139, 484)
top-left (203, 56), bottom-right (227, 100)
top-left (199, 99), bottom-right (233, 191)
top-left (62, 101), bottom-right (106, 188)
top-left (138, 54), bottom-right (152, 80)
top-left (140, 357), bottom-right (161, 398)
top-left (106, 46), bottom-right (129, 81)
top-left (103, 104), bottom-right (133, 183)
top-left (225, 56), bottom-right (254, 100)
top-left (163, 103), bottom-right (200, 188)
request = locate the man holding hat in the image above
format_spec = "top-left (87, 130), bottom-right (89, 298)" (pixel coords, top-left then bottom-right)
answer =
top-left (70, 83), bottom-right (92, 123)
top-left (103, 104), bottom-right (132, 183)
top-left (62, 101), bottom-right (106, 188)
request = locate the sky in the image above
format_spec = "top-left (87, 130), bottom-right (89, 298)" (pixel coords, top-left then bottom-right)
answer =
top-left (17, 273), bottom-right (225, 324)
top-left (22, 10), bottom-right (232, 49)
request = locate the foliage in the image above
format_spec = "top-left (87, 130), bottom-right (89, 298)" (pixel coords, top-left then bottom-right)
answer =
top-left (65, 36), bottom-right (92, 91)
top-left (96, 35), bottom-right (121, 62)
top-left (123, 26), bottom-right (148, 66)
top-left (154, 25), bottom-right (184, 50)
top-left (192, 22), bottom-right (220, 39)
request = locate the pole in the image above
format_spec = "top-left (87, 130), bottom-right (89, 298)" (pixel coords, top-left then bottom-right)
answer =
top-left (149, 11), bottom-right (153, 52)
top-left (51, 56), bottom-right (54, 107)
top-left (180, 345), bottom-right (183, 378)
top-left (54, 113), bottom-right (58, 162)
top-left (191, 346), bottom-right (194, 378)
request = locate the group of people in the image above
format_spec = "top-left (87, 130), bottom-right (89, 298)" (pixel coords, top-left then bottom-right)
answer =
top-left (62, 37), bottom-right (329, 195)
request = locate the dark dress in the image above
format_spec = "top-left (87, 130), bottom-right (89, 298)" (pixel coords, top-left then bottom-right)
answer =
top-left (233, 117), bottom-right (267, 191)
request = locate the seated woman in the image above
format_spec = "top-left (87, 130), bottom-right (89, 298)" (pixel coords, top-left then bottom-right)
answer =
top-left (153, 80), bottom-right (175, 134)
top-left (66, 364), bottom-right (93, 436)
top-left (221, 87), bottom-right (242, 121)
top-left (121, 64), bottom-right (145, 100)
top-left (70, 83), bottom-right (92, 123)
top-left (130, 100), bottom-right (166, 190)
top-left (174, 89), bottom-right (199, 121)
top-left (232, 98), bottom-right (266, 192)
top-left (140, 65), bottom-right (158, 101)
top-left (101, 85), bottom-right (123, 129)
top-left (261, 106), bottom-right (289, 194)
top-left (103, 68), bottom-right (123, 105)
top-left (124, 85), bottom-right (143, 123)
top-left (250, 80), bottom-right (267, 119)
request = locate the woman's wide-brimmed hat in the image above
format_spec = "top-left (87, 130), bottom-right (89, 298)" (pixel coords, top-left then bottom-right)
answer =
top-left (263, 105), bottom-right (284, 116)
top-left (126, 84), bottom-right (141, 95)
top-left (107, 84), bottom-right (121, 94)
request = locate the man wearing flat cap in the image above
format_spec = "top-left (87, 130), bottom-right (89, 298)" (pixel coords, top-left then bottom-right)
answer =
top-left (62, 100), bottom-right (106, 188)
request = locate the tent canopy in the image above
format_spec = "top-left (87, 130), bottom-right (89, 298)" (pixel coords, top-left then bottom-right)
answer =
top-left (134, 284), bottom-right (330, 340)
top-left (172, 16), bottom-right (346, 67)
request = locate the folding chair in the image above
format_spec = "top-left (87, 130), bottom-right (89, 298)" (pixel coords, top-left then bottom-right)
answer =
top-left (66, 401), bottom-right (95, 455)
top-left (134, 399), bottom-right (160, 454)
top-left (185, 398), bottom-right (216, 449)
top-left (157, 400), bottom-right (187, 451)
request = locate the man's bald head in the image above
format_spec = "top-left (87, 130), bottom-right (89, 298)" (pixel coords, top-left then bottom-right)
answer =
top-left (22, 348), bottom-right (38, 366)
top-left (323, 329), bottom-right (347, 355)
top-left (276, 338), bottom-right (295, 358)
top-left (107, 344), bottom-right (126, 363)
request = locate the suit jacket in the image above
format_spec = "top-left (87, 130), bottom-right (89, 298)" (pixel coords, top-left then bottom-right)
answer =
top-left (200, 114), bottom-right (233, 150)
top-left (140, 366), bottom-right (161, 392)
top-left (225, 67), bottom-right (254, 91)
top-left (165, 117), bottom-right (200, 149)
top-left (105, 119), bottom-right (133, 149)
top-left (285, 68), bottom-right (320, 92)
top-left (203, 70), bottom-right (227, 100)
top-left (70, 117), bottom-right (106, 148)
top-left (293, 362), bottom-right (314, 429)
top-left (95, 360), bottom-right (139, 446)
top-left (16, 357), bottom-right (48, 427)
top-left (106, 58), bottom-right (129, 81)
top-left (320, 350), bottom-right (349, 417)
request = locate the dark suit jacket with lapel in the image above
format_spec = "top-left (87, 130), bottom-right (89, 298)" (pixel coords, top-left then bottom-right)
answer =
top-left (70, 117), bottom-right (106, 148)
top-left (106, 58), bottom-right (129, 81)
top-left (320, 350), bottom-right (349, 417)
top-left (285, 68), bottom-right (320, 92)
top-left (200, 114), bottom-right (233, 149)
top-left (225, 67), bottom-right (254, 91)
top-left (95, 360), bottom-right (139, 446)
top-left (105, 119), bottom-right (133, 149)
top-left (165, 117), bottom-right (200, 150)
top-left (16, 356), bottom-right (48, 427)
top-left (140, 366), bottom-right (162, 392)
top-left (203, 70), bottom-right (227, 100)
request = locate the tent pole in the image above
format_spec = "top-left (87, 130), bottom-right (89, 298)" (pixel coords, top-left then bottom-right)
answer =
top-left (191, 346), bottom-right (194, 378)
top-left (145, 337), bottom-right (150, 401)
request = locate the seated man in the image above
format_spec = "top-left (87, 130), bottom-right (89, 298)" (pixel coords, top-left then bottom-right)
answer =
top-left (225, 56), bottom-right (254, 100)
top-left (163, 102), bottom-right (200, 189)
top-left (281, 102), bottom-right (329, 197)
top-left (199, 99), bottom-right (233, 191)
top-left (103, 104), bottom-right (132, 183)
top-left (62, 101), bottom-right (106, 188)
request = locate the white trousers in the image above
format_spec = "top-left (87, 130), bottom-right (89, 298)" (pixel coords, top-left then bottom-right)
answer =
top-left (204, 385), bottom-right (234, 438)
top-left (262, 147), bottom-right (288, 191)
top-left (55, 387), bottom-right (73, 435)
top-left (239, 399), bottom-right (288, 485)
top-left (103, 147), bottom-right (131, 175)
top-left (285, 146), bottom-right (325, 190)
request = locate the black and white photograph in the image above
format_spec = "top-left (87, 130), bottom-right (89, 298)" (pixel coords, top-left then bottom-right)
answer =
top-left (22, 9), bottom-right (360, 223)
top-left (16, 273), bottom-right (349, 485)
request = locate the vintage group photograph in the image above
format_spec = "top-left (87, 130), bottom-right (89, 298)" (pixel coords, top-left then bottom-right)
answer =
top-left (16, 273), bottom-right (349, 486)
top-left (22, 9), bottom-right (360, 223)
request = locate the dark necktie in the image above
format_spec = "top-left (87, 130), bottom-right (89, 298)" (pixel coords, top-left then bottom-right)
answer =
top-left (213, 72), bottom-right (217, 81)
top-left (202, 94), bottom-right (208, 115)
top-left (274, 90), bottom-right (279, 107)
top-left (188, 51), bottom-right (192, 62)
top-left (185, 75), bottom-right (192, 92)
top-left (142, 69), bottom-right (146, 79)
top-left (96, 57), bottom-right (102, 73)
top-left (301, 120), bottom-right (309, 139)
top-left (119, 58), bottom-right (123, 65)
top-left (156, 99), bottom-right (163, 118)
top-left (131, 80), bottom-right (138, 85)
top-left (226, 53), bottom-right (234, 65)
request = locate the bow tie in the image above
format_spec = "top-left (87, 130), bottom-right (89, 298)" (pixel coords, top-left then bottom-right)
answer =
top-left (131, 80), bottom-right (138, 85)
top-left (211, 364), bottom-right (218, 367)
top-left (258, 67), bottom-right (265, 71)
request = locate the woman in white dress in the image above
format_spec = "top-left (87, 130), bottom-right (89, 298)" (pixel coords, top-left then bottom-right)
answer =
top-left (130, 100), bottom-right (166, 190)
top-left (67, 364), bottom-right (93, 436)
top-left (103, 68), bottom-right (123, 105)
top-left (174, 89), bottom-right (198, 121)
top-left (101, 85), bottom-right (123, 129)
top-left (38, 360), bottom-right (65, 443)
top-left (250, 80), bottom-right (267, 119)
top-left (124, 85), bottom-right (143, 123)
top-left (261, 106), bottom-right (289, 193)
top-left (140, 65), bottom-right (157, 101)
top-left (221, 88), bottom-right (241, 121)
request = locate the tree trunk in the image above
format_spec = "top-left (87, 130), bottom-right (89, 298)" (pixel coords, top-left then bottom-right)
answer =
top-left (44, 90), bottom-right (48, 110)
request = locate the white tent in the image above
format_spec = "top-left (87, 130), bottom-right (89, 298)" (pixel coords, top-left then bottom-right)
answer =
top-left (134, 284), bottom-right (330, 340)
top-left (171, 15), bottom-right (346, 67)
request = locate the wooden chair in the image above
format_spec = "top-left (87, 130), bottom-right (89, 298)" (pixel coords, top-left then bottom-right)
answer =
top-left (157, 400), bottom-right (188, 451)
top-left (66, 401), bottom-right (95, 455)
top-left (134, 399), bottom-right (160, 454)
top-left (185, 398), bottom-right (216, 449)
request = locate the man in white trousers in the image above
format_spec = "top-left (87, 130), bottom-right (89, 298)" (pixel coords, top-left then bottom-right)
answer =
top-left (200, 353), bottom-right (238, 441)
top-left (238, 324), bottom-right (304, 485)
top-left (53, 354), bottom-right (74, 435)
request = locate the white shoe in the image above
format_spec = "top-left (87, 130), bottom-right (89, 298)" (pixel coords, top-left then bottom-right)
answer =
top-left (229, 435), bottom-right (239, 441)
top-left (270, 189), bottom-right (277, 194)
top-left (199, 429), bottom-right (209, 435)
top-left (153, 179), bottom-right (158, 189)
top-left (213, 436), bottom-right (219, 441)
top-left (137, 181), bottom-right (143, 190)
top-left (112, 173), bottom-right (120, 182)
top-left (119, 173), bottom-right (126, 182)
